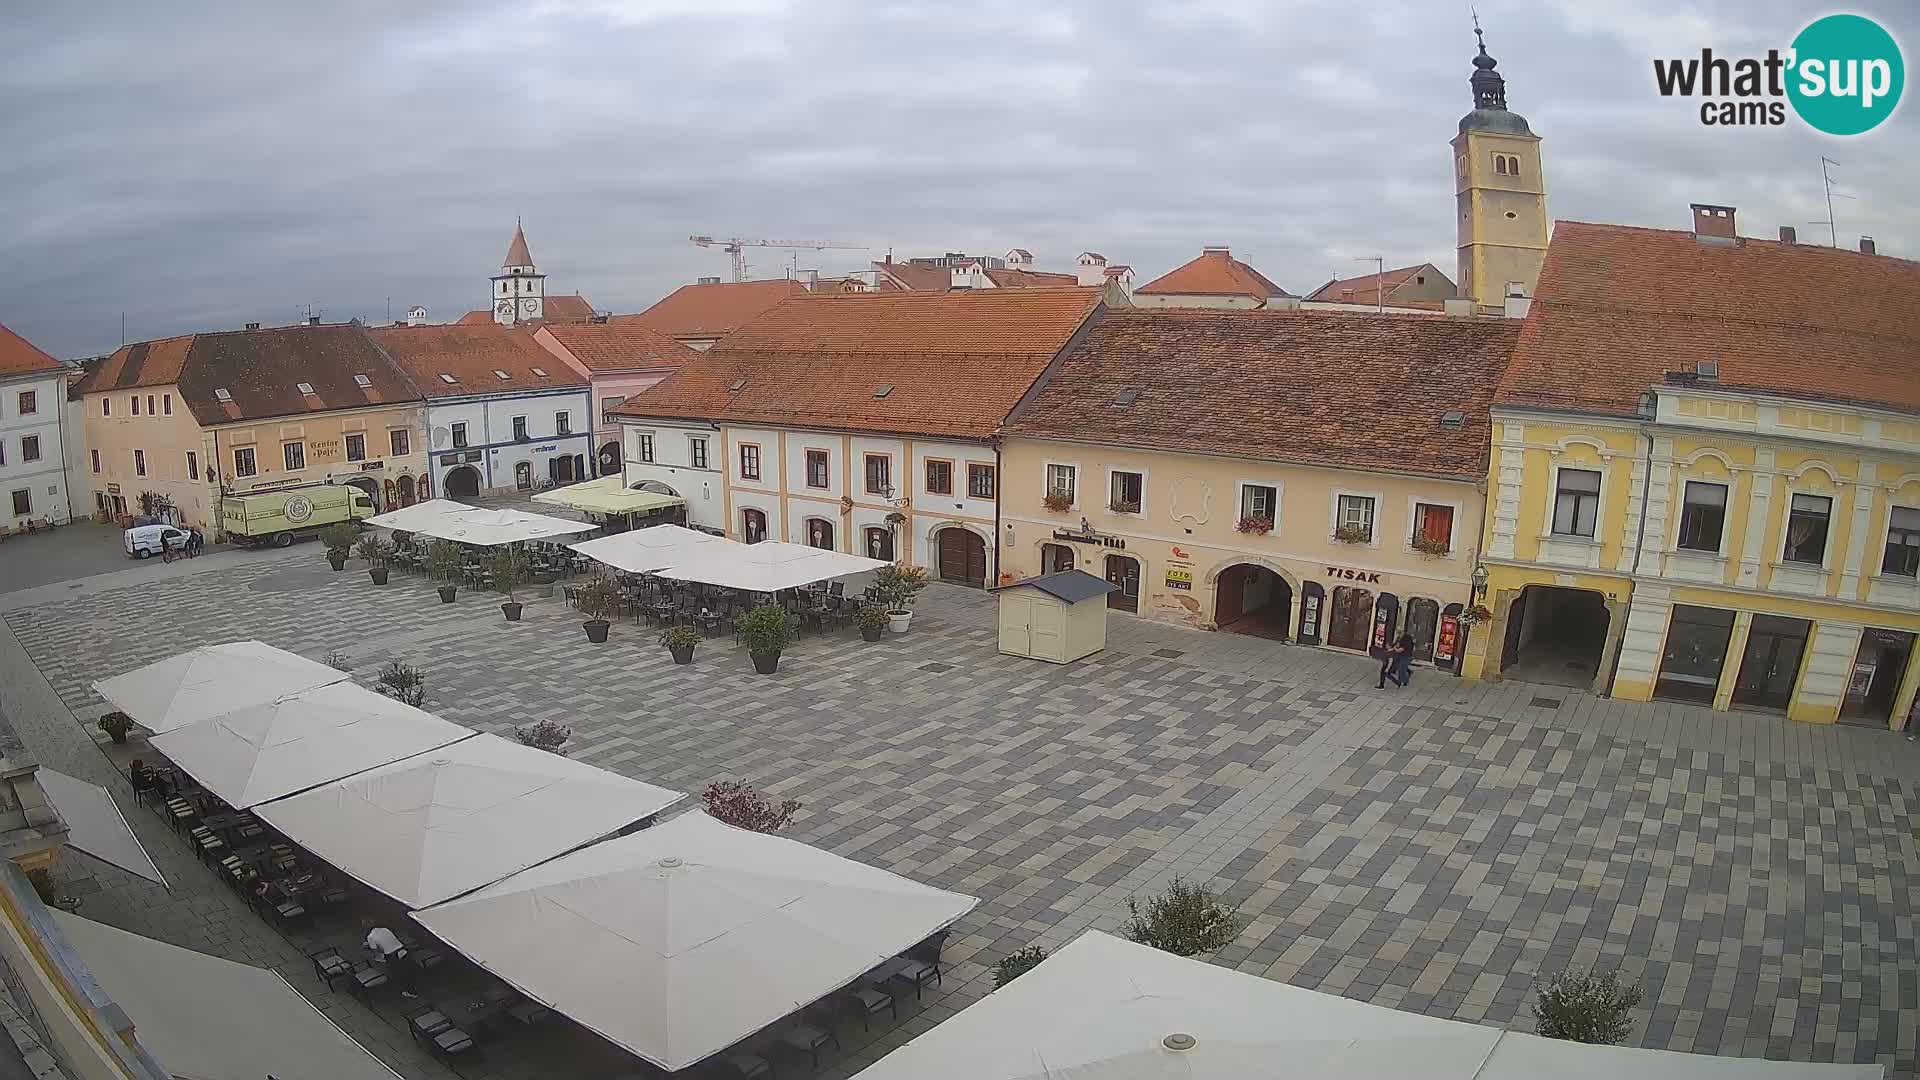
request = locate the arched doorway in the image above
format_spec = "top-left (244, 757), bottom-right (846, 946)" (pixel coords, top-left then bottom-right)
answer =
top-left (936, 527), bottom-right (987, 588)
top-left (397, 474), bottom-right (415, 506)
top-left (1498, 585), bottom-right (1611, 688)
top-left (444, 466), bottom-right (481, 499)
top-left (382, 479), bottom-right (398, 508)
top-left (346, 476), bottom-right (379, 510)
top-left (515, 461), bottom-right (533, 490)
top-left (598, 441), bottom-right (621, 475)
top-left (863, 526), bottom-right (894, 561)
top-left (1213, 563), bottom-right (1293, 639)
top-left (1041, 542), bottom-right (1076, 574)
top-left (805, 518), bottom-right (834, 551)
top-left (742, 508), bottom-right (768, 544)
top-left (1404, 598), bottom-right (1441, 661)
top-left (1104, 553), bottom-right (1140, 613)
top-left (1327, 586), bottom-right (1374, 651)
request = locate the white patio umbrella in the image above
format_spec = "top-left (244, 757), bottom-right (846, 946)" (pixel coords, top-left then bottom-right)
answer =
top-left (568, 524), bottom-right (729, 574)
top-left (92, 641), bottom-right (351, 735)
top-left (362, 498), bottom-right (478, 533)
top-left (149, 682), bottom-right (474, 809)
top-left (254, 733), bottom-right (683, 909)
top-left (411, 811), bottom-right (979, 1072)
top-left (653, 540), bottom-right (887, 592)
top-left (410, 507), bottom-right (594, 546)
top-left (39, 768), bottom-right (167, 887)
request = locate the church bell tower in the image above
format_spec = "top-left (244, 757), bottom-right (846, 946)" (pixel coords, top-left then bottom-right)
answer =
top-left (1451, 26), bottom-right (1548, 314)
top-left (491, 220), bottom-right (546, 326)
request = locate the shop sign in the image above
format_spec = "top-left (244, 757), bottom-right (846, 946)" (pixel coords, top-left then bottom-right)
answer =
top-left (1435, 615), bottom-right (1461, 663)
top-left (1300, 592), bottom-right (1322, 640)
top-left (1052, 528), bottom-right (1126, 549)
top-left (1372, 604), bottom-right (1393, 651)
top-left (535, 444), bottom-right (558, 453)
top-left (1165, 568), bottom-right (1193, 591)
top-left (309, 439), bottom-right (343, 461)
top-left (1325, 566), bottom-right (1383, 584)
top-left (358, 460), bottom-right (385, 472)
top-left (438, 452), bottom-right (462, 466)
top-left (106, 483), bottom-right (121, 496)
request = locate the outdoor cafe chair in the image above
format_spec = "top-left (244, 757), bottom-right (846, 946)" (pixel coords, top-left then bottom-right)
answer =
top-left (307, 945), bottom-right (355, 990)
top-left (843, 984), bottom-right (896, 1030)
top-left (775, 1012), bottom-right (838, 1068)
top-left (404, 1005), bottom-right (476, 1058)
top-left (716, 1051), bottom-right (773, 1080)
top-left (892, 956), bottom-right (941, 997)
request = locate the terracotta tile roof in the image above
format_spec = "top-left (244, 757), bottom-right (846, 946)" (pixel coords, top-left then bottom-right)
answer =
top-left (542, 321), bottom-right (703, 373)
top-left (614, 287), bottom-right (1103, 440)
top-left (1005, 309), bottom-right (1519, 479)
top-left (455, 309), bottom-right (493, 325)
top-left (627, 279), bottom-right (807, 341)
top-left (0, 322), bottom-right (65, 377)
top-left (75, 334), bottom-right (194, 398)
top-left (1305, 264), bottom-right (1430, 304)
top-left (984, 267), bottom-right (1081, 288)
top-left (1135, 248), bottom-right (1292, 299)
top-left (503, 222), bottom-right (533, 267)
top-left (369, 323), bottom-right (587, 399)
top-left (873, 262), bottom-right (953, 292)
top-left (1498, 221), bottom-right (1920, 418)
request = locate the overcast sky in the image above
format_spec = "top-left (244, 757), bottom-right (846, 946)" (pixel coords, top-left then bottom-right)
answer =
top-left (4, 0), bottom-right (1915, 358)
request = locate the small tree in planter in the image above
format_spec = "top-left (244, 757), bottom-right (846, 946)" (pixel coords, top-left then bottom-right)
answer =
top-left (994, 946), bottom-right (1049, 989)
top-left (489, 548), bottom-right (528, 622)
top-left (356, 535), bottom-right (393, 584)
top-left (97, 711), bottom-right (133, 745)
top-left (1041, 489), bottom-right (1073, 514)
top-left (702, 780), bottom-right (799, 832)
top-left (375, 660), bottom-right (428, 708)
top-left (735, 604), bottom-right (794, 674)
top-left (513, 718), bottom-right (572, 755)
top-left (660, 624), bottom-right (701, 664)
top-left (426, 542), bottom-right (463, 602)
top-left (319, 523), bottom-right (359, 570)
top-left (856, 605), bottom-right (891, 642)
top-left (575, 575), bottom-right (618, 643)
top-left (1122, 876), bottom-right (1243, 957)
top-left (1533, 969), bottom-right (1641, 1044)
top-left (1234, 514), bottom-right (1274, 536)
top-left (874, 563), bottom-right (931, 633)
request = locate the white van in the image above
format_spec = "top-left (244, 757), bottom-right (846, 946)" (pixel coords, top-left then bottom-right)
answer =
top-left (124, 523), bottom-right (192, 559)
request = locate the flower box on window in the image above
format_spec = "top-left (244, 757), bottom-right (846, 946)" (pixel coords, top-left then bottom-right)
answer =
top-left (1333, 524), bottom-right (1372, 545)
top-left (1411, 535), bottom-right (1451, 557)
top-left (1042, 489), bottom-right (1073, 514)
top-left (1108, 498), bottom-right (1141, 515)
top-left (1234, 515), bottom-right (1273, 536)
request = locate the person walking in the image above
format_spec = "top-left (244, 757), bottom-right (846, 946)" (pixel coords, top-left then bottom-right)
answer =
top-left (159, 532), bottom-right (174, 564)
top-left (1389, 634), bottom-right (1416, 688)
top-left (185, 528), bottom-right (202, 558)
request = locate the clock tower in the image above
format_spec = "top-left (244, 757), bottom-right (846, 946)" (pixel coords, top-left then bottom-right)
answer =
top-left (490, 220), bottom-right (546, 326)
top-left (1451, 26), bottom-right (1548, 314)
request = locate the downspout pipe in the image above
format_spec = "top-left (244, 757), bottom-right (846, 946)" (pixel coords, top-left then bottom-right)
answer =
top-left (1602, 417), bottom-right (1657, 695)
top-left (991, 437), bottom-right (1003, 587)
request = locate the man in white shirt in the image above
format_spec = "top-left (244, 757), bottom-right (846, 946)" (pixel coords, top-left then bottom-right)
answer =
top-left (364, 925), bottom-right (418, 998)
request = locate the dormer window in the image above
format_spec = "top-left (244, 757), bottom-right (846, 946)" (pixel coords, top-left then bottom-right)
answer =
top-left (353, 374), bottom-right (372, 388)
top-left (494, 369), bottom-right (511, 380)
top-left (296, 382), bottom-right (315, 395)
top-left (530, 367), bottom-right (548, 377)
top-left (438, 373), bottom-right (457, 385)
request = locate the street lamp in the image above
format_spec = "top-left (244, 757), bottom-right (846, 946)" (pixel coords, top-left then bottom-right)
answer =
top-left (1471, 564), bottom-right (1489, 598)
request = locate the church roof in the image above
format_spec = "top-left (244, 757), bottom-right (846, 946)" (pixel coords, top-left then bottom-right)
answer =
top-left (1135, 247), bottom-right (1292, 300)
top-left (503, 222), bottom-right (534, 268)
top-left (1458, 28), bottom-right (1532, 135)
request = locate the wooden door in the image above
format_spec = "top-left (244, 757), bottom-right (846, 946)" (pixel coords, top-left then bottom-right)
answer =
top-left (998, 594), bottom-right (1032, 656)
top-left (1214, 566), bottom-right (1246, 626)
top-left (1327, 586), bottom-right (1374, 650)
top-left (938, 529), bottom-right (986, 587)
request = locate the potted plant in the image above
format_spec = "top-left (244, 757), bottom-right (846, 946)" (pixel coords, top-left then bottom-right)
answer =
top-left (356, 535), bottom-right (392, 585)
top-left (374, 660), bottom-right (428, 707)
top-left (1041, 488), bottom-right (1073, 514)
top-left (994, 946), bottom-right (1049, 989)
top-left (1532, 969), bottom-right (1642, 1044)
top-left (660, 624), bottom-right (701, 664)
top-left (1332, 523), bottom-right (1371, 545)
top-left (735, 603), bottom-right (794, 674)
top-left (1121, 876), bottom-right (1244, 957)
top-left (319, 523), bottom-right (358, 571)
top-left (426, 541), bottom-right (462, 602)
top-left (512, 718), bottom-right (572, 756)
top-left (97, 711), bottom-right (133, 745)
top-left (489, 548), bottom-right (528, 622)
top-left (856, 605), bottom-right (890, 642)
top-left (1234, 514), bottom-right (1273, 536)
top-left (1411, 535), bottom-right (1450, 557)
top-left (874, 563), bottom-right (931, 633)
top-left (575, 575), bottom-right (617, 643)
top-left (702, 780), bottom-right (800, 833)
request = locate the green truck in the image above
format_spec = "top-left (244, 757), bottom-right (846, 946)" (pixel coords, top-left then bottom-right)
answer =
top-left (221, 484), bottom-right (375, 547)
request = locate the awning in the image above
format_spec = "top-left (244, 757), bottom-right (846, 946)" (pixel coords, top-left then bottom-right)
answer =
top-left (38, 769), bottom-right (165, 887)
top-left (412, 811), bottom-right (979, 1072)
top-left (362, 498), bottom-right (478, 533)
top-left (56, 912), bottom-right (403, 1080)
top-left (533, 476), bottom-right (686, 517)
top-left (149, 682), bottom-right (474, 809)
top-left (569, 523), bottom-right (727, 574)
top-left (856, 931), bottom-right (1883, 1080)
top-left (654, 540), bottom-right (888, 592)
top-left (255, 734), bottom-right (683, 909)
top-left (92, 641), bottom-right (350, 735)
top-left (408, 507), bottom-right (595, 546)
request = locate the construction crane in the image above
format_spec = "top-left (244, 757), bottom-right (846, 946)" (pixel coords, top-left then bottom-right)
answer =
top-left (689, 235), bottom-right (867, 283)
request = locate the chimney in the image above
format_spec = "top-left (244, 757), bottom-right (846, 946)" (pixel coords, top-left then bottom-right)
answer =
top-left (696, 276), bottom-right (721, 285)
top-left (1690, 203), bottom-right (1738, 243)
top-left (1778, 225), bottom-right (1797, 245)
top-left (1443, 297), bottom-right (1475, 317)
top-left (306, 315), bottom-right (321, 325)
top-left (1075, 252), bottom-right (1108, 287)
top-left (1860, 236), bottom-right (1877, 256)
top-left (1202, 245), bottom-right (1231, 256)
top-left (244, 322), bottom-right (261, 330)
top-left (1503, 282), bottom-right (1532, 319)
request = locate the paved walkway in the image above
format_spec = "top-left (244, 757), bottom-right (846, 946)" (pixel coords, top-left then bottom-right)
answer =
top-left (1, 546), bottom-right (1914, 1077)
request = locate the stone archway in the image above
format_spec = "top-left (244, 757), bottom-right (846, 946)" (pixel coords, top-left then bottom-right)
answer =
top-left (1213, 562), bottom-right (1294, 640)
top-left (444, 465), bottom-right (481, 499)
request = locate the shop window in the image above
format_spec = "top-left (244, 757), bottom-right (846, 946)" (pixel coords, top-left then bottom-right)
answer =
top-left (1783, 493), bottom-right (1832, 565)
top-left (739, 444), bottom-right (760, 481)
top-left (1551, 468), bottom-right (1601, 537)
top-left (741, 507), bottom-right (767, 544)
top-left (1337, 494), bottom-right (1375, 541)
top-left (1883, 507), bottom-right (1920, 578)
top-left (346, 433), bottom-right (366, 462)
top-left (968, 463), bottom-right (996, 500)
top-left (1109, 470), bottom-right (1142, 514)
top-left (806, 518), bottom-right (834, 550)
top-left (1654, 605), bottom-right (1735, 704)
top-left (1241, 484), bottom-right (1276, 524)
top-left (1046, 463), bottom-right (1076, 505)
top-left (864, 526), bottom-right (894, 561)
top-left (806, 449), bottom-right (830, 489)
top-left (1676, 481), bottom-right (1727, 552)
top-left (1413, 503), bottom-right (1453, 551)
top-left (234, 447), bottom-right (257, 478)
top-left (865, 454), bottom-right (891, 495)
top-left (926, 459), bottom-right (953, 496)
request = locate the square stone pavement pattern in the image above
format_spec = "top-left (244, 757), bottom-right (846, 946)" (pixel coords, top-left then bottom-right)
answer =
top-left (4, 549), bottom-right (1919, 1078)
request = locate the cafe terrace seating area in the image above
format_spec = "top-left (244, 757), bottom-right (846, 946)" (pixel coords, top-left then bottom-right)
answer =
top-left (95, 641), bottom-right (977, 1077)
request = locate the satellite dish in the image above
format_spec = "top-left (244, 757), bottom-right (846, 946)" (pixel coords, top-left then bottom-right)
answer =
top-left (431, 426), bottom-right (450, 449)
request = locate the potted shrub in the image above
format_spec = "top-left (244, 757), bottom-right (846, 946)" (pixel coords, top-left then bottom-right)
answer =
top-left (1532, 969), bottom-right (1642, 1044)
top-left (1121, 876), bottom-right (1244, 957)
top-left (512, 718), bottom-right (572, 756)
top-left (1332, 523), bottom-right (1371, 545)
top-left (660, 624), bottom-right (701, 664)
top-left (575, 575), bottom-right (617, 643)
top-left (1041, 488), bottom-right (1073, 514)
top-left (994, 946), bottom-right (1049, 989)
top-left (489, 548), bottom-right (528, 622)
top-left (1234, 514), bottom-right (1273, 536)
top-left (856, 605), bottom-right (890, 642)
top-left (426, 542), bottom-right (462, 602)
top-left (97, 711), bottom-right (133, 745)
top-left (356, 535), bottom-right (392, 585)
top-left (1411, 535), bottom-right (1450, 557)
top-left (702, 780), bottom-right (800, 832)
top-left (735, 603), bottom-right (793, 674)
top-left (319, 523), bottom-right (358, 571)
top-left (374, 661), bottom-right (428, 708)
top-left (874, 563), bottom-right (930, 633)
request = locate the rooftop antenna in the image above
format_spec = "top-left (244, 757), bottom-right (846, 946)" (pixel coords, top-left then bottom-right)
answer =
top-left (1354, 255), bottom-right (1386, 312)
top-left (299, 301), bottom-right (324, 324)
top-left (1811, 156), bottom-right (1854, 248)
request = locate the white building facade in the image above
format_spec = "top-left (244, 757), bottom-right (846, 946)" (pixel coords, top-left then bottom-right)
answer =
top-left (1, 366), bottom-right (74, 529)
top-left (425, 386), bottom-right (594, 498)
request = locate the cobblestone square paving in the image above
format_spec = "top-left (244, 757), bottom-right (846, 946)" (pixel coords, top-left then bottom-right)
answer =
top-left (3, 550), bottom-right (1917, 1078)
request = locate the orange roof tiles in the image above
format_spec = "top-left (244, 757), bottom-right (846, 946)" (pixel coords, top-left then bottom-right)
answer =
top-left (1005, 309), bottom-right (1519, 479)
top-left (369, 323), bottom-right (586, 398)
top-left (0, 322), bottom-right (65, 377)
top-left (614, 287), bottom-right (1102, 440)
top-left (81, 326), bottom-right (420, 426)
top-left (1498, 221), bottom-right (1920, 418)
top-left (457, 293), bottom-right (598, 327)
top-left (542, 321), bottom-right (702, 373)
top-left (1135, 248), bottom-right (1292, 300)
top-left (1306, 264), bottom-right (1433, 304)
top-left (627, 279), bottom-right (807, 342)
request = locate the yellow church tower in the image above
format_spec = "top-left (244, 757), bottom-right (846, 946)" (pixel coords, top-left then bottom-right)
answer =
top-left (1452, 26), bottom-right (1548, 313)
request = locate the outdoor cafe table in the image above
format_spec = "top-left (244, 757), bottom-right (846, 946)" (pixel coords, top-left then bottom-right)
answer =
top-left (437, 986), bottom-right (516, 1034)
